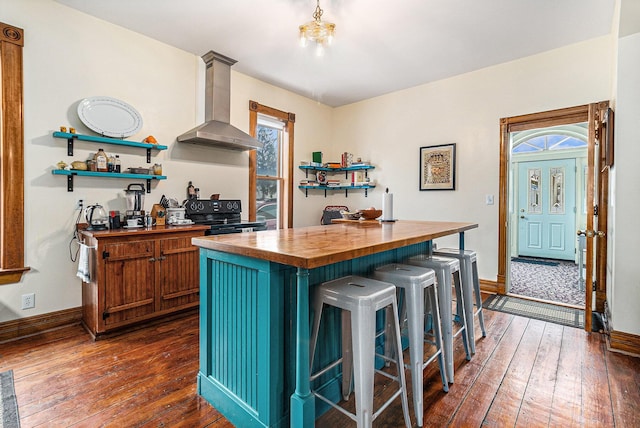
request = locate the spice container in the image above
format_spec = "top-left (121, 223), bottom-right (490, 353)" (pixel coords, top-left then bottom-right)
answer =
top-left (94, 148), bottom-right (108, 172)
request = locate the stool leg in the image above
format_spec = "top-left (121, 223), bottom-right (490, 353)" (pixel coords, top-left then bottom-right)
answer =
top-left (472, 260), bottom-right (487, 337)
top-left (434, 269), bottom-right (454, 383)
top-left (460, 258), bottom-right (476, 354)
top-left (453, 271), bottom-right (471, 361)
top-left (390, 299), bottom-right (412, 428)
top-left (309, 295), bottom-right (324, 370)
top-left (405, 285), bottom-right (425, 426)
top-left (350, 307), bottom-right (377, 428)
top-left (427, 284), bottom-right (449, 393)
top-left (341, 310), bottom-right (353, 401)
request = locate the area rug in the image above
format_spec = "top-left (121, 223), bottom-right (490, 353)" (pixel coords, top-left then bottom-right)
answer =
top-left (483, 294), bottom-right (584, 329)
top-left (510, 258), bottom-right (584, 306)
top-left (0, 370), bottom-right (20, 428)
top-left (511, 257), bottom-right (559, 266)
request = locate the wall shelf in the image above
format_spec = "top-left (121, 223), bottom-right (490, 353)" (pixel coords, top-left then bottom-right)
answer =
top-left (52, 169), bottom-right (166, 193)
top-left (53, 131), bottom-right (167, 163)
top-left (298, 164), bottom-right (375, 197)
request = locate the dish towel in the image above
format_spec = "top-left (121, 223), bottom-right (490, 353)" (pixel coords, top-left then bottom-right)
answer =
top-left (76, 243), bottom-right (92, 283)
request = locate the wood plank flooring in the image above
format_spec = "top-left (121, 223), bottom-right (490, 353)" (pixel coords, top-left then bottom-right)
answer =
top-left (1, 303), bottom-right (638, 427)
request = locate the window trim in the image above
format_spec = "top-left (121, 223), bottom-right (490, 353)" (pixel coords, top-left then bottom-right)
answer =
top-left (249, 101), bottom-right (295, 228)
top-left (0, 21), bottom-right (29, 284)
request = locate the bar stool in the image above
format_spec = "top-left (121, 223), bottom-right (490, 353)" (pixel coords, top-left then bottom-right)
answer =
top-left (434, 248), bottom-right (487, 353)
top-left (309, 275), bottom-right (411, 428)
top-left (408, 255), bottom-right (471, 383)
top-left (373, 264), bottom-right (448, 427)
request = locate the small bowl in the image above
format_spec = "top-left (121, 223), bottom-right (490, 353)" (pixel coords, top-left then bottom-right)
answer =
top-left (340, 210), bottom-right (361, 220)
top-left (360, 209), bottom-right (382, 220)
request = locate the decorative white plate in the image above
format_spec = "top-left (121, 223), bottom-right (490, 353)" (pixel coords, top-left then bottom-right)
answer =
top-left (77, 96), bottom-right (143, 138)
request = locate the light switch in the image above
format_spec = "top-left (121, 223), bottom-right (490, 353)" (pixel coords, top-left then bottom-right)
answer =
top-left (486, 194), bottom-right (494, 205)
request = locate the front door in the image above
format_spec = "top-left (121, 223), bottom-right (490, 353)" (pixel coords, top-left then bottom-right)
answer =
top-left (517, 158), bottom-right (576, 260)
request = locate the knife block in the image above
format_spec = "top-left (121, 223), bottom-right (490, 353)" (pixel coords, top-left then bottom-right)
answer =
top-left (151, 204), bottom-right (166, 226)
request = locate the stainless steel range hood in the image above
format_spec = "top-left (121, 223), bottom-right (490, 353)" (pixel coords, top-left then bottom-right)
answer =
top-left (177, 51), bottom-right (262, 151)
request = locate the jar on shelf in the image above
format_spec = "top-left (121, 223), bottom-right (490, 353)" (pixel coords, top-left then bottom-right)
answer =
top-left (94, 148), bottom-right (108, 172)
top-left (153, 163), bottom-right (162, 175)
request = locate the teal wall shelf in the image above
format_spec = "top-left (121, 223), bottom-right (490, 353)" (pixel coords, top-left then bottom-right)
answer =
top-left (52, 169), bottom-right (166, 193)
top-left (299, 164), bottom-right (375, 197)
top-left (53, 131), bottom-right (167, 163)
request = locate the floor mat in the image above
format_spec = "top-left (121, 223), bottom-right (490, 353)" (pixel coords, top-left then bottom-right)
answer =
top-left (511, 257), bottom-right (559, 266)
top-left (0, 370), bottom-right (20, 428)
top-left (483, 294), bottom-right (584, 329)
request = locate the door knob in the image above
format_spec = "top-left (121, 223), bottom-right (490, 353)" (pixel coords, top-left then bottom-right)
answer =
top-left (520, 215), bottom-right (525, 219)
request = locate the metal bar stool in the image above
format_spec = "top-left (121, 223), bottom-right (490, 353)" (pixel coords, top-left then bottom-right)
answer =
top-left (309, 275), bottom-right (411, 428)
top-left (434, 248), bottom-right (487, 354)
top-left (408, 255), bottom-right (471, 383)
top-left (374, 264), bottom-right (448, 427)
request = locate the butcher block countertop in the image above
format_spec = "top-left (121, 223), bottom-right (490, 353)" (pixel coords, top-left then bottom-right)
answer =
top-left (192, 220), bottom-right (477, 269)
top-left (80, 224), bottom-right (210, 238)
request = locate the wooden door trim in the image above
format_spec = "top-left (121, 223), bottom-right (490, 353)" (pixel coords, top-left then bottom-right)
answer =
top-left (499, 103), bottom-right (607, 332)
top-left (248, 101), bottom-right (295, 228)
top-left (0, 21), bottom-right (29, 285)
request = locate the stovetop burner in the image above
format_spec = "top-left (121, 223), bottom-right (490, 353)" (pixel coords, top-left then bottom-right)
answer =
top-left (184, 199), bottom-right (266, 234)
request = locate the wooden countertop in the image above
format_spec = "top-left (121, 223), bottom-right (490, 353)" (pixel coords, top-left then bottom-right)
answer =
top-left (79, 224), bottom-right (210, 238)
top-left (192, 220), bottom-right (477, 269)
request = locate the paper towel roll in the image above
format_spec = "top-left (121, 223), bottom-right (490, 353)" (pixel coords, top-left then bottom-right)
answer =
top-left (382, 191), bottom-right (393, 221)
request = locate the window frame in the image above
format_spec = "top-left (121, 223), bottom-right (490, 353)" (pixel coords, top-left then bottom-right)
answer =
top-left (249, 101), bottom-right (295, 229)
top-left (0, 21), bottom-right (29, 285)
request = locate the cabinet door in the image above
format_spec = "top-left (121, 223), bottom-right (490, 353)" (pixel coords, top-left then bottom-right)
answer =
top-left (159, 236), bottom-right (200, 310)
top-left (103, 240), bottom-right (155, 325)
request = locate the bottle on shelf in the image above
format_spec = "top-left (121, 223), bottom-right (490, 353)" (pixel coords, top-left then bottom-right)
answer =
top-left (187, 181), bottom-right (196, 199)
top-left (107, 154), bottom-right (115, 172)
top-left (114, 155), bottom-right (121, 173)
top-left (94, 148), bottom-right (108, 172)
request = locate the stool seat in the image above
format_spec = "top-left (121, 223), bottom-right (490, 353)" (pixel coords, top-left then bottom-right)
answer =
top-left (374, 264), bottom-right (448, 427)
top-left (310, 275), bottom-right (411, 428)
top-left (408, 254), bottom-right (471, 383)
top-left (434, 248), bottom-right (487, 354)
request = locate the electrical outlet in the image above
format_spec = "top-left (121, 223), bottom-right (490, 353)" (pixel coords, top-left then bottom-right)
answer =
top-left (21, 293), bottom-right (35, 309)
top-left (77, 199), bottom-right (84, 210)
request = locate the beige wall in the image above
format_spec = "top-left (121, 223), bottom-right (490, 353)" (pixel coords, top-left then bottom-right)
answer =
top-left (2, 0), bottom-right (636, 338)
top-left (332, 37), bottom-right (613, 283)
top-left (0, 0), bottom-right (331, 322)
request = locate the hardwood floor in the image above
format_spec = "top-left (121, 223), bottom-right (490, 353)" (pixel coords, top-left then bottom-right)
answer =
top-left (1, 305), bottom-right (638, 427)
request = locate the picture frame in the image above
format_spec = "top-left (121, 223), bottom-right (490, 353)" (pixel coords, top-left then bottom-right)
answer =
top-left (419, 143), bottom-right (456, 191)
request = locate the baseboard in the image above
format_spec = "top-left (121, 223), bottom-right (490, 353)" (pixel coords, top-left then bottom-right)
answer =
top-left (608, 330), bottom-right (640, 357)
top-left (0, 307), bottom-right (82, 343)
top-left (480, 278), bottom-right (498, 294)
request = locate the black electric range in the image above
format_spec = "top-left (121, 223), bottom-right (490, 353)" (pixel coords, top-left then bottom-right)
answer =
top-left (184, 199), bottom-right (267, 235)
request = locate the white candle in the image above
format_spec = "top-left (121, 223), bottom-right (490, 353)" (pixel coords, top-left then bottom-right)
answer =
top-left (382, 189), bottom-right (393, 221)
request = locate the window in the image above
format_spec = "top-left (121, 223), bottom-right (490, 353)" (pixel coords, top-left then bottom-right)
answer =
top-left (512, 123), bottom-right (588, 154)
top-left (249, 101), bottom-right (295, 229)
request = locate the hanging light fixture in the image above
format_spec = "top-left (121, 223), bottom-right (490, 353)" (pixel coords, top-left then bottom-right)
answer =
top-left (299, 0), bottom-right (335, 56)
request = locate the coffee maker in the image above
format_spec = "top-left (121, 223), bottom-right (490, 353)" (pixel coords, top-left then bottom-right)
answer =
top-left (124, 183), bottom-right (146, 225)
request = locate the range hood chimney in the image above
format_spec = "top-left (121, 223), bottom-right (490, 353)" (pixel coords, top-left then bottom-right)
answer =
top-left (177, 51), bottom-right (262, 151)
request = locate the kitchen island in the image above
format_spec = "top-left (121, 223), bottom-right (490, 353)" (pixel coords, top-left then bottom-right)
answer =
top-left (192, 220), bottom-right (477, 427)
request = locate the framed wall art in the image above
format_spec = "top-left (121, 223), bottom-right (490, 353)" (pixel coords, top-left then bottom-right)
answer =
top-left (419, 143), bottom-right (456, 191)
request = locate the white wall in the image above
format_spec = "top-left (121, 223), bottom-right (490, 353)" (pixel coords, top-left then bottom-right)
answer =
top-left (0, 0), bottom-right (331, 322)
top-left (611, 30), bottom-right (640, 334)
top-left (332, 37), bottom-right (613, 282)
top-left (3, 0), bottom-right (636, 338)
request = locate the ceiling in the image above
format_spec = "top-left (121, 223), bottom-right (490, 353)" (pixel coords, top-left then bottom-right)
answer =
top-left (55, 0), bottom-right (615, 107)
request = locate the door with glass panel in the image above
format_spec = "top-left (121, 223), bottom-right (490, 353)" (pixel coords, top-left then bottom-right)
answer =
top-left (517, 158), bottom-right (576, 260)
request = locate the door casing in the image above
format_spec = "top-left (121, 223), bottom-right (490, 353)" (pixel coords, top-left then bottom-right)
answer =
top-left (499, 102), bottom-right (610, 332)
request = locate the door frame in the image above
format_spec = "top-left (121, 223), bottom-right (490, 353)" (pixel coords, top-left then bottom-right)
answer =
top-left (499, 102), bottom-right (610, 332)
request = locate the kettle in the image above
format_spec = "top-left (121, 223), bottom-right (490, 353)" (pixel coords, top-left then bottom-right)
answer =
top-left (85, 204), bottom-right (109, 230)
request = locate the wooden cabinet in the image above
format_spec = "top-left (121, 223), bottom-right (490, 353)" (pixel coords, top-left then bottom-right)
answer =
top-left (80, 225), bottom-right (209, 338)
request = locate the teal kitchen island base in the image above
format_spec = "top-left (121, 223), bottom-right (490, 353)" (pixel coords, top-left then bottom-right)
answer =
top-left (193, 220), bottom-right (477, 427)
